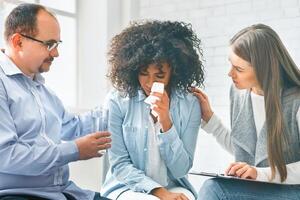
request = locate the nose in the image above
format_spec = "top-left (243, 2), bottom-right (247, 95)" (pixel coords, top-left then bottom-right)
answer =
top-left (145, 77), bottom-right (155, 88)
top-left (50, 47), bottom-right (59, 58)
top-left (228, 67), bottom-right (233, 77)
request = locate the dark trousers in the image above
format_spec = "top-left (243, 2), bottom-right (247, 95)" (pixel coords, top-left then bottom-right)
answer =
top-left (0, 195), bottom-right (50, 200)
top-left (0, 192), bottom-right (111, 200)
top-left (93, 192), bottom-right (111, 200)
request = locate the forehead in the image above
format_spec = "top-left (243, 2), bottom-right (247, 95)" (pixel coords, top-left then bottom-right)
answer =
top-left (228, 47), bottom-right (251, 68)
top-left (36, 10), bottom-right (60, 39)
top-left (142, 63), bottom-right (171, 72)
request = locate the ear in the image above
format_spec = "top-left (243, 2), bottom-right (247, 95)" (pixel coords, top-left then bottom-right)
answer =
top-left (10, 33), bottom-right (23, 50)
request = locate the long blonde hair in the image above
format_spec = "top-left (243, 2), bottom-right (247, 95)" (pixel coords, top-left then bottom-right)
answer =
top-left (230, 24), bottom-right (300, 182)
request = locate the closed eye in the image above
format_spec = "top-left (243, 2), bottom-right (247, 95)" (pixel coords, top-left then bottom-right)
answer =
top-left (139, 72), bottom-right (148, 76)
top-left (156, 74), bottom-right (165, 79)
top-left (233, 65), bottom-right (244, 72)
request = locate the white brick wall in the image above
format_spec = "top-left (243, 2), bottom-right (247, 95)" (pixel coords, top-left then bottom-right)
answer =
top-left (138, 0), bottom-right (300, 190)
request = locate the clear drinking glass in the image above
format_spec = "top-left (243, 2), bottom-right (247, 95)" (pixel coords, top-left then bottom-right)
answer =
top-left (91, 106), bottom-right (110, 184)
top-left (92, 107), bottom-right (109, 155)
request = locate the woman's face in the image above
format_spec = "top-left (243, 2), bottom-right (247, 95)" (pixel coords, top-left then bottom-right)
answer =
top-left (138, 63), bottom-right (171, 96)
top-left (228, 47), bottom-right (260, 90)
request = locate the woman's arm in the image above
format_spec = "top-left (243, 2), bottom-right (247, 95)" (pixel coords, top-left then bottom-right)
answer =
top-left (157, 97), bottom-right (201, 178)
top-left (202, 114), bottom-right (233, 154)
top-left (192, 88), bottom-right (234, 154)
top-left (256, 161), bottom-right (300, 184)
top-left (226, 107), bottom-right (300, 184)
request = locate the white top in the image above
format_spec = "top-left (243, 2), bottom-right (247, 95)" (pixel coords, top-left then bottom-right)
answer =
top-left (145, 115), bottom-right (168, 186)
top-left (251, 92), bottom-right (265, 136)
top-left (202, 107), bottom-right (300, 184)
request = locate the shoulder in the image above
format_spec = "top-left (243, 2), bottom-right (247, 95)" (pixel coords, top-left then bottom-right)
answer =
top-left (282, 87), bottom-right (300, 108)
top-left (229, 85), bottom-right (249, 107)
top-left (173, 90), bottom-right (196, 102)
top-left (106, 89), bottom-right (133, 104)
top-left (183, 91), bottom-right (199, 105)
top-left (0, 68), bottom-right (11, 99)
top-left (105, 89), bottom-right (137, 114)
top-left (283, 87), bottom-right (300, 100)
top-left (173, 90), bottom-right (200, 112)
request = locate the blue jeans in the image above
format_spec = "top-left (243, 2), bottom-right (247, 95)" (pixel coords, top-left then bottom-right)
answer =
top-left (198, 178), bottom-right (300, 200)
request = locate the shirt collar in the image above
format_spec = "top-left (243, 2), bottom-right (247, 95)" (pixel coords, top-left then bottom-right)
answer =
top-left (0, 50), bottom-right (23, 76)
top-left (33, 73), bottom-right (45, 84)
top-left (136, 89), bottom-right (147, 102)
top-left (0, 50), bottom-right (45, 85)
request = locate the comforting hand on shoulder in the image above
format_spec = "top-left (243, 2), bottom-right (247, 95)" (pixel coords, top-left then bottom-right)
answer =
top-left (190, 87), bottom-right (214, 123)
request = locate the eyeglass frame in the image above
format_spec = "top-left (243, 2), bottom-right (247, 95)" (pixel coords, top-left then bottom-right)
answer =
top-left (19, 33), bottom-right (62, 51)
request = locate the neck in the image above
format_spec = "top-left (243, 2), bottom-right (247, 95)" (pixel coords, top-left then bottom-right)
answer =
top-left (5, 49), bottom-right (35, 78)
top-left (251, 87), bottom-right (264, 96)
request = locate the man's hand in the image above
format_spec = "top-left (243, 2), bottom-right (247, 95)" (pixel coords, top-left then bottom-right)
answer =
top-left (75, 131), bottom-right (111, 160)
top-left (151, 187), bottom-right (189, 200)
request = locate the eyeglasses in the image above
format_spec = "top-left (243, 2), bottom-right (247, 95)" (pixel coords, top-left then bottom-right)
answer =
top-left (20, 33), bottom-right (62, 51)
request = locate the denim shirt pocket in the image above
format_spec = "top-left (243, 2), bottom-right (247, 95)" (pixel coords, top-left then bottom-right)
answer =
top-left (122, 125), bottom-right (139, 152)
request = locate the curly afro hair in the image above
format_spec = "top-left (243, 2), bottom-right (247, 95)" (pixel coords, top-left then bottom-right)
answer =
top-left (107, 20), bottom-right (205, 97)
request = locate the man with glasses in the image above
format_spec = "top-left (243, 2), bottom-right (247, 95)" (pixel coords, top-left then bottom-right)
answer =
top-left (0, 3), bottom-right (111, 200)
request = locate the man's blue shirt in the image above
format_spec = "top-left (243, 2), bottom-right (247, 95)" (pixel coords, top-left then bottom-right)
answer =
top-left (0, 51), bottom-right (99, 200)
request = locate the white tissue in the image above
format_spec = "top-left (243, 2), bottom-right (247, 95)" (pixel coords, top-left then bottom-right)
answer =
top-left (144, 82), bottom-right (164, 117)
top-left (151, 82), bottom-right (164, 93)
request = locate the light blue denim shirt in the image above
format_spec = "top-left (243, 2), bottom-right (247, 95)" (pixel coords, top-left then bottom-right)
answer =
top-left (101, 89), bottom-right (201, 198)
top-left (0, 51), bottom-right (99, 200)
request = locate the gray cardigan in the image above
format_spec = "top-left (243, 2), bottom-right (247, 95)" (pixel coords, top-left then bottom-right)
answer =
top-left (230, 86), bottom-right (300, 167)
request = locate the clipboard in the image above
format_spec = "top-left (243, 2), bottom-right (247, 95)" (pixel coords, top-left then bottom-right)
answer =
top-left (189, 171), bottom-right (240, 180)
top-left (189, 171), bottom-right (285, 185)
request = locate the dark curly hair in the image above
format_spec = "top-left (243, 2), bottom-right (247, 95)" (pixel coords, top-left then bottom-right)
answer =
top-left (108, 20), bottom-right (205, 97)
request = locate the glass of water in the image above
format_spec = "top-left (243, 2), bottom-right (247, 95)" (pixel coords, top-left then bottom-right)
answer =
top-left (92, 107), bottom-right (109, 155)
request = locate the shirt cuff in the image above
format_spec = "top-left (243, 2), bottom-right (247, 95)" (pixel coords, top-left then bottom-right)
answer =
top-left (256, 167), bottom-right (270, 182)
top-left (58, 141), bottom-right (79, 165)
top-left (157, 125), bottom-right (178, 143)
top-left (135, 179), bottom-right (162, 194)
